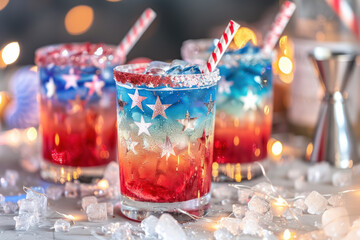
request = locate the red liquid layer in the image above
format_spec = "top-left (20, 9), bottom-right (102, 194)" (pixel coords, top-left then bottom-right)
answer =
top-left (40, 97), bottom-right (117, 167)
top-left (214, 112), bottom-right (272, 164)
top-left (119, 143), bottom-right (213, 203)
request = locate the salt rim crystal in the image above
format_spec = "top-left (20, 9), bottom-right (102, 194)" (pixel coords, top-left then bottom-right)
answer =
top-left (114, 63), bottom-right (220, 88)
top-left (35, 43), bottom-right (123, 69)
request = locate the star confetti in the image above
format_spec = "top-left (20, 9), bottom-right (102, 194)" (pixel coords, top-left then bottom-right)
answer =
top-left (240, 90), bottom-right (258, 111)
top-left (218, 77), bottom-right (234, 94)
top-left (128, 89), bottom-right (147, 111)
top-left (125, 137), bottom-right (138, 154)
top-left (204, 94), bottom-right (215, 116)
top-left (177, 110), bottom-right (198, 131)
top-left (62, 69), bottom-right (79, 89)
top-left (68, 95), bottom-right (85, 114)
top-left (45, 77), bottom-right (56, 98)
top-left (134, 116), bottom-right (152, 136)
top-left (160, 136), bottom-right (176, 160)
top-left (197, 130), bottom-right (210, 150)
top-left (148, 96), bottom-right (171, 119)
top-left (84, 75), bottom-right (105, 96)
top-left (118, 94), bottom-right (127, 114)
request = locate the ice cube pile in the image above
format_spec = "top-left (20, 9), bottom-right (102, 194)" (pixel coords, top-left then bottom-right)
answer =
top-left (13, 186), bottom-right (47, 231)
top-left (143, 60), bottom-right (202, 76)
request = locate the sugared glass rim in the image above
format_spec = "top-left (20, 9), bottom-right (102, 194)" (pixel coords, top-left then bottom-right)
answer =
top-left (35, 42), bottom-right (124, 68)
top-left (113, 63), bottom-right (221, 89)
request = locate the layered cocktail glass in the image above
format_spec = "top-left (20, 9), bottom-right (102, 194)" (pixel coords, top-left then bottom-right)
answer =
top-left (182, 40), bottom-right (273, 181)
top-left (35, 43), bottom-right (123, 183)
top-left (114, 62), bottom-right (220, 220)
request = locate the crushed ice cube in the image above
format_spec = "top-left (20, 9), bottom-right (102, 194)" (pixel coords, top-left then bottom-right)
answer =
top-left (107, 202), bottom-right (114, 215)
top-left (248, 195), bottom-right (270, 214)
top-left (282, 208), bottom-right (303, 220)
top-left (86, 203), bottom-right (107, 222)
top-left (171, 59), bottom-right (187, 67)
top-left (214, 228), bottom-right (234, 240)
top-left (244, 210), bottom-right (261, 223)
top-left (293, 198), bottom-right (307, 212)
top-left (155, 214), bottom-right (187, 240)
top-left (103, 162), bottom-right (120, 186)
top-left (218, 217), bottom-right (242, 235)
top-left (322, 207), bottom-right (350, 238)
top-left (237, 189), bottom-right (253, 204)
top-left (82, 196), bottom-right (97, 211)
top-left (166, 66), bottom-right (182, 75)
top-left (54, 219), bottom-right (71, 232)
top-left (80, 183), bottom-right (95, 197)
top-left (304, 191), bottom-right (328, 215)
top-left (112, 222), bottom-right (134, 240)
top-left (332, 170), bottom-right (352, 187)
top-left (241, 214), bottom-right (263, 236)
top-left (26, 186), bottom-right (47, 215)
top-left (181, 65), bottom-right (201, 75)
top-left (3, 201), bottom-right (19, 214)
top-left (307, 162), bottom-right (331, 183)
top-left (14, 213), bottom-right (33, 231)
top-left (141, 215), bottom-right (159, 237)
top-left (212, 185), bottom-right (234, 200)
top-left (5, 170), bottom-right (19, 187)
top-left (232, 204), bottom-right (246, 218)
top-left (262, 211), bottom-right (274, 224)
top-left (46, 185), bottom-right (63, 200)
top-left (18, 199), bottom-right (39, 224)
top-left (251, 182), bottom-right (276, 198)
top-left (102, 222), bottom-right (124, 234)
top-left (328, 194), bottom-right (344, 207)
top-left (65, 182), bottom-right (79, 198)
top-left (145, 61), bottom-right (170, 75)
top-left (287, 168), bottom-right (305, 180)
top-left (294, 176), bottom-right (306, 190)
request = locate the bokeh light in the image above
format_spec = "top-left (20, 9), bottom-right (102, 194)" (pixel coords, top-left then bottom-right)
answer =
top-left (278, 56), bottom-right (293, 75)
top-left (65, 5), bottom-right (94, 35)
top-left (1, 42), bottom-right (20, 65)
top-left (272, 141), bottom-right (283, 156)
top-left (26, 127), bottom-right (37, 142)
top-left (0, 0), bottom-right (9, 11)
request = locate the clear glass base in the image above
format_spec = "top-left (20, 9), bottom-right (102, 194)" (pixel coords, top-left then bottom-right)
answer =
top-left (212, 159), bottom-right (269, 182)
top-left (120, 193), bottom-right (211, 222)
top-left (40, 160), bottom-right (106, 183)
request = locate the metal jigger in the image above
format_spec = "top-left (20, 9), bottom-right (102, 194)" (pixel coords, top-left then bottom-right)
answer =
top-left (309, 47), bottom-right (359, 168)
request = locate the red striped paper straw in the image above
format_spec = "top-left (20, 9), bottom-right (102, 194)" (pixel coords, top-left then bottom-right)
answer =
top-left (204, 20), bottom-right (241, 73)
top-left (325, 0), bottom-right (360, 39)
top-left (116, 8), bottom-right (157, 58)
top-left (262, 1), bottom-right (296, 55)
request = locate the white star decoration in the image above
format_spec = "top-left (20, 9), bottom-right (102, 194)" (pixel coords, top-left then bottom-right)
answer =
top-left (161, 136), bottom-right (176, 160)
top-left (84, 75), bottom-right (105, 96)
top-left (177, 110), bottom-right (198, 131)
top-left (63, 68), bottom-right (79, 89)
top-left (204, 94), bottom-right (215, 116)
top-left (218, 77), bottom-right (233, 94)
top-left (134, 116), bottom-right (152, 136)
top-left (128, 89), bottom-right (147, 111)
top-left (240, 91), bottom-right (258, 111)
top-left (148, 96), bottom-right (171, 119)
top-left (125, 137), bottom-right (138, 154)
top-left (45, 77), bottom-right (56, 98)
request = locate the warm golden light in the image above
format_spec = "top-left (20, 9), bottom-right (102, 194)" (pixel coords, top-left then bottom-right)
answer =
top-left (278, 56), bottom-right (293, 75)
top-left (8, 129), bottom-right (21, 146)
top-left (233, 27), bottom-right (257, 49)
top-left (106, 0), bottom-right (122, 1)
top-left (233, 136), bottom-right (239, 146)
top-left (283, 229), bottom-right (292, 240)
top-left (97, 179), bottom-right (109, 190)
top-left (2, 42), bottom-right (20, 65)
top-left (0, 0), bottom-right (9, 11)
top-left (55, 133), bottom-right (60, 146)
top-left (65, 5), bottom-right (94, 35)
top-left (26, 127), bottom-right (37, 142)
top-left (30, 65), bottom-right (38, 72)
top-left (272, 196), bottom-right (288, 217)
top-left (272, 141), bottom-right (283, 156)
top-left (305, 142), bottom-right (313, 160)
